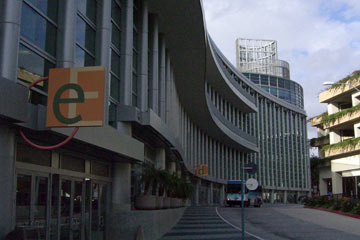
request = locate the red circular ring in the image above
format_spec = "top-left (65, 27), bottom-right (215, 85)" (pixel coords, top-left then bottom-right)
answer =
top-left (18, 77), bottom-right (80, 150)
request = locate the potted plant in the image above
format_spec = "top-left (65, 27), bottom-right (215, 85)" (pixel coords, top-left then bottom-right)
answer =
top-left (135, 162), bottom-right (158, 210)
top-left (158, 170), bottom-right (171, 209)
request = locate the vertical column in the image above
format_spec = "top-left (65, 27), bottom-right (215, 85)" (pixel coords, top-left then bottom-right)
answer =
top-left (148, 14), bottom-right (159, 113)
top-left (0, 0), bottom-right (22, 80)
top-left (220, 184), bottom-right (225, 206)
top-left (331, 172), bottom-right (343, 195)
top-left (209, 182), bottom-right (214, 205)
top-left (169, 162), bottom-right (176, 175)
top-left (165, 52), bottom-right (171, 122)
top-left (138, 0), bottom-right (148, 112)
top-left (120, 0), bottom-right (134, 105)
top-left (96, 0), bottom-right (111, 123)
top-left (158, 34), bottom-right (166, 119)
top-left (57, 0), bottom-right (76, 68)
top-left (112, 162), bottom-right (131, 211)
top-left (195, 179), bottom-right (201, 206)
top-left (283, 190), bottom-right (287, 204)
top-left (270, 189), bottom-right (275, 204)
top-left (221, 145), bottom-right (225, 179)
top-left (155, 148), bottom-right (166, 170)
top-left (0, 126), bottom-right (15, 238)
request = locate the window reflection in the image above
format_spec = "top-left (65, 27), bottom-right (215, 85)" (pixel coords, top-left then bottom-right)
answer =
top-left (27, 0), bottom-right (58, 22)
top-left (21, 2), bottom-right (57, 56)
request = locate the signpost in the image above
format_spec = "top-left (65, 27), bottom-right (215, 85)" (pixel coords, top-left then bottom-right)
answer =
top-left (241, 163), bottom-right (258, 240)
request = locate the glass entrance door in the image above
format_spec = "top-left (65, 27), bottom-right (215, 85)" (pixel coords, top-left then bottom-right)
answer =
top-left (90, 183), bottom-right (107, 240)
top-left (58, 177), bottom-right (84, 240)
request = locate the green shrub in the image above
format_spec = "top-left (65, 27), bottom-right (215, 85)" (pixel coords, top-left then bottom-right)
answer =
top-left (331, 199), bottom-right (343, 210)
top-left (350, 206), bottom-right (360, 215)
top-left (341, 199), bottom-right (356, 212)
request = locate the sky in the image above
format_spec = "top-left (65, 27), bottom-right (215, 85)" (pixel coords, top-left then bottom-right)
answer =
top-left (202, 0), bottom-right (360, 139)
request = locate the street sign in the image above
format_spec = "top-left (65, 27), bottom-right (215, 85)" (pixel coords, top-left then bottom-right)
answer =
top-left (46, 66), bottom-right (105, 127)
top-left (245, 162), bottom-right (257, 175)
top-left (246, 178), bottom-right (259, 191)
top-left (197, 164), bottom-right (209, 176)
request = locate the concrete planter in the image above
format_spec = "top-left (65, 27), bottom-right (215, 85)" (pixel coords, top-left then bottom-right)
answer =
top-left (170, 198), bottom-right (178, 208)
top-left (135, 195), bottom-right (157, 210)
top-left (156, 196), bottom-right (163, 209)
top-left (163, 197), bottom-right (171, 209)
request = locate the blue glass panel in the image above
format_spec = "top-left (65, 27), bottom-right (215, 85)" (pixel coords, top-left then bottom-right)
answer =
top-left (28, 0), bottom-right (58, 22)
top-left (21, 3), bottom-right (57, 56)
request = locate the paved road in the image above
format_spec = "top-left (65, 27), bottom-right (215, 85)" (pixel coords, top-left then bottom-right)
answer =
top-left (218, 204), bottom-right (360, 240)
top-left (160, 206), bottom-right (258, 240)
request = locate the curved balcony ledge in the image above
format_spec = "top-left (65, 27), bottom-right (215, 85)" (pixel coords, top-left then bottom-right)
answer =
top-left (323, 137), bottom-right (360, 158)
top-left (310, 135), bottom-right (329, 147)
top-left (319, 78), bottom-right (360, 103)
top-left (323, 108), bottom-right (360, 130)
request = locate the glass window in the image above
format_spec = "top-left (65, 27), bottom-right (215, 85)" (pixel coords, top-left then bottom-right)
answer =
top-left (16, 142), bottom-right (51, 166)
top-left (110, 74), bottom-right (120, 101)
top-left (76, 16), bottom-right (96, 54)
top-left (78, 0), bottom-right (97, 24)
top-left (111, 23), bottom-right (121, 48)
top-left (261, 86), bottom-right (269, 92)
top-left (260, 75), bottom-right (268, 85)
top-left (109, 102), bottom-right (117, 127)
top-left (111, 50), bottom-right (120, 77)
top-left (21, 3), bottom-right (57, 56)
top-left (111, 0), bottom-right (121, 26)
top-left (60, 154), bottom-right (85, 172)
top-left (270, 76), bottom-right (277, 87)
top-left (18, 44), bottom-right (54, 91)
top-left (250, 74), bottom-right (259, 84)
top-left (75, 45), bottom-right (95, 67)
top-left (91, 161), bottom-right (110, 177)
top-left (290, 81), bottom-right (295, 91)
top-left (28, 0), bottom-right (58, 22)
top-left (278, 78), bottom-right (284, 88)
top-left (284, 79), bottom-right (290, 89)
top-left (16, 174), bottom-right (32, 226)
top-left (270, 87), bottom-right (277, 97)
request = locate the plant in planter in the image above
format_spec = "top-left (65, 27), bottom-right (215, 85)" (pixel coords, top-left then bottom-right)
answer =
top-left (135, 162), bottom-right (158, 210)
top-left (157, 169), bottom-right (171, 209)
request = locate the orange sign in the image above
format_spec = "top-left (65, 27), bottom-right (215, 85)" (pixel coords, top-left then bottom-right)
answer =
top-left (46, 66), bottom-right (105, 127)
top-left (197, 164), bottom-right (209, 176)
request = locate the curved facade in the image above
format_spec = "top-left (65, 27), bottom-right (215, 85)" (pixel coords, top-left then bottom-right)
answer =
top-left (0, 0), bottom-right (310, 238)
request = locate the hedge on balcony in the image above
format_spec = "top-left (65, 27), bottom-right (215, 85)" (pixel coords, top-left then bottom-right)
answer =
top-left (310, 135), bottom-right (329, 146)
top-left (321, 104), bottom-right (360, 125)
top-left (327, 70), bottom-right (360, 90)
top-left (310, 111), bottom-right (328, 122)
top-left (321, 137), bottom-right (360, 152)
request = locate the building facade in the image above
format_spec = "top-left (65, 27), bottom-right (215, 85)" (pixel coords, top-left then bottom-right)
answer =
top-left (235, 38), bottom-right (309, 202)
top-left (311, 73), bottom-right (360, 199)
top-left (0, 0), bottom-right (310, 238)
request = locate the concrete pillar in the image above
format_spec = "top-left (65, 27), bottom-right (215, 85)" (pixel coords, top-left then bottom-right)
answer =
top-left (158, 34), bottom-right (166, 120)
top-left (220, 184), bottom-right (225, 206)
top-left (0, 126), bottom-right (15, 238)
top-left (195, 179), bottom-right (200, 206)
top-left (319, 178), bottom-right (328, 196)
top-left (138, 0), bottom-right (148, 112)
top-left (328, 103), bottom-right (339, 115)
top-left (155, 148), bottom-right (165, 170)
top-left (57, 0), bottom-right (76, 68)
top-left (169, 162), bottom-right (176, 175)
top-left (112, 163), bottom-right (132, 211)
top-left (148, 15), bottom-right (159, 113)
top-left (352, 92), bottom-right (360, 107)
top-left (283, 190), bottom-right (287, 204)
top-left (329, 131), bottom-right (341, 145)
top-left (270, 189), bottom-right (275, 204)
top-left (0, 0), bottom-right (22, 80)
top-left (209, 182), bottom-right (213, 205)
top-left (331, 172), bottom-right (343, 195)
top-left (96, 0), bottom-right (111, 123)
top-left (165, 52), bottom-right (171, 123)
top-left (120, 0), bottom-right (133, 105)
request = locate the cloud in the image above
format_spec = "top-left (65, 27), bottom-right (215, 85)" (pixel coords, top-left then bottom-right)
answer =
top-left (203, 0), bottom-right (360, 138)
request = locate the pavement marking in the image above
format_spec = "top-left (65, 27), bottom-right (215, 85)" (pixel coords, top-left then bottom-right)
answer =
top-left (215, 207), bottom-right (266, 240)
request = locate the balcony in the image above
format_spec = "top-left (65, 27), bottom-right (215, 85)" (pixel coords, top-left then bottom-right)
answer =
top-left (322, 137), bottom-right (360, 158)
top-left (319, 73), bottom-right (360, 103)
top-left (321, 105), bottom-right (360, 129)
top-left (310, 112), bottom-right (327, 127)
top-left (310, 135), bottom-right (330, 147)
